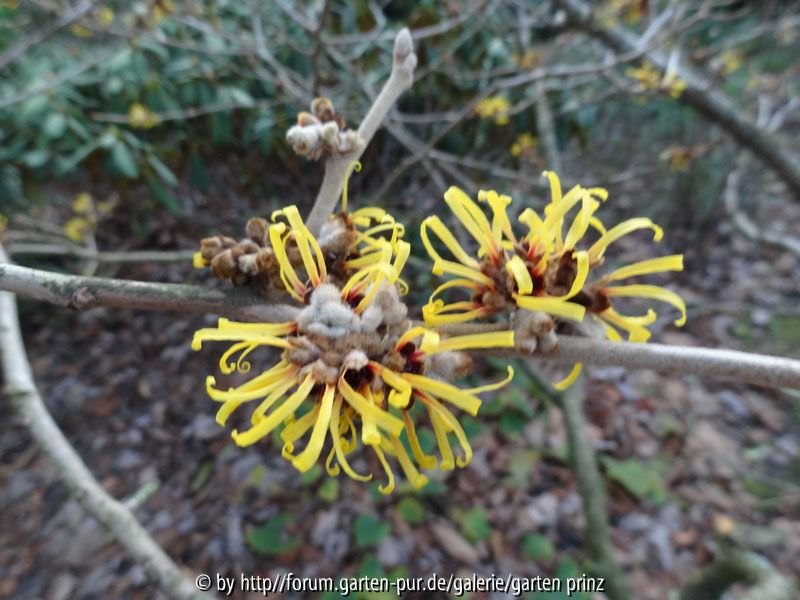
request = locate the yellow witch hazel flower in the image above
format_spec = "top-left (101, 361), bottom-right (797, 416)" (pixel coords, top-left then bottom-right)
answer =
top-left (192, 201), bottom-right (515, 493)
top-left (421, 171), bottom-right (686, 389)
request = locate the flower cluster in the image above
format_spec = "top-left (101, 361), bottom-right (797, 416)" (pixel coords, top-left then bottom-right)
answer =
top-left (193, 174), bottom-right (515, 493)
top-left (626, 62), bottom-right (687, 99)
top-left (420, 171), bottom-right (686, 389)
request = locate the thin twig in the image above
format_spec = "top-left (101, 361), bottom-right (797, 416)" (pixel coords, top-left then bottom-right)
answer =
top-left (305, 28), bottom-right (418, 234)
top-left (8, 243), bottom-right (197, 263)
top-left (0, 246), bottom-right (209, 600)
top-left (560, 378), bottom-right (634, 600)
top-left (552, 0), bottom-right (800, 198)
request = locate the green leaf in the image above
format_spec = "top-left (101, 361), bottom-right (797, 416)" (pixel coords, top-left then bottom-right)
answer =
top-left (56, 140), bottom-right (100, 176)
top-left (190, 460), bottom-right (213, 492)
top-left (21, 150), bottom-right (49, 169)
top-left (396, 497), bottom-right (426, 525)
top-left (145, 173), bottom-right (182, 215)
top-left (110, 141), bottom-right (139, 179)
top-left (146, 154), bottom-right (178, 186)
top-left (460, 507), bottom-right (491, 543)
top-left (353, 514), bottom-right (390, 548)
top-left (246, 513), bottom-right (300, 556)
top-left (601, 456), bottom-right (669, 505)
top-left (522, 533), bottom-right (553, 560)
top-left (43, 113), bottom-right (67, 139)
top-left (188, 153), bottom-right (209, 190)
top-left (318, 477), bottom-right (339, 502)
top-left (505, 449), bottom-right (540, 489)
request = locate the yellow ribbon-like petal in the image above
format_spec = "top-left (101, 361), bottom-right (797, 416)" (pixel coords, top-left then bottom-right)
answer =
top-left (588, 217), bottom-right (664, 261)
top-left (338, 376), bottom-right (405, 437)
top-left (401, 372), bottom-right (482, 416)
top-left (606, 254), bottom-right (684, 282)
top-left (506, 254), bottom-right (534, 295)
top-left (604, 284), bottom-right (686, 326)
top-left (232, 373), bottom-right (315, 447)
top-left (292, 385), bottom-right (336, 472)
top-left (514, 295), bottom-right (586, 321)
top-left (429, 331), bottom-right (515, 354)
top-left (553, 363), bottom-right (582, 391)
top-left (329, 395), bottom-right (372, 481)
top-left (421, 216), bottom-right (481, 268)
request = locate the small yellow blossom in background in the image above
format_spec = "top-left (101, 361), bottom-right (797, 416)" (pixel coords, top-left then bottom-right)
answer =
top-left (69, 23), bottom-right (93, 38)
top-left (719, 49), bottom-right (744, 74)
top-left (64, 217), bottom-right (92, 242)
top-left (513, 50), bottom-right (540, 70)
top-left (510, 133), bottom-right (537, 158)
top-left (626, 62), bottom-right (687, 98)
top-left (420, 171), bottom-right (685, 390)
top-left (128, 104), bottom-right (161, 129)
top-left (0, 0), bottom-right (19, 9)
top-left (98, 7), bottom-right (114, 27)
top-left (63, 193), bottom-right (116, 242)
top-left (659, 145), bottom-right (692, 172)
top-left (0, 214), bottom-right (7, 233)
top-left (475, 95), bottom-right (511, 125)
top-left (72, 192), bottom-right (94, 215)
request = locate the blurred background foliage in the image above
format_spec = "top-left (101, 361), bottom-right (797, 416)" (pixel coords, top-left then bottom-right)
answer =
top-left (2, 0), bottom-right (797, 237)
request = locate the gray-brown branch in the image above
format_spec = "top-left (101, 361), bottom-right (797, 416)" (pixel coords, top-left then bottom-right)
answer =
top-left (0, 248), bottom-right (211, 600)
top-left (1, 262), bottom-right (799, 389)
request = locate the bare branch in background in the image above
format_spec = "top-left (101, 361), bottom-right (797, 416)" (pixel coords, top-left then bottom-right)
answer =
top-left (0, 0), bottom-right (97, 72)
top-left (0, 247), bottom-right (209, 600)
top-left (8, 244), bottom-right (197, 263)
top-left (552, 0), bottom-right (800, 199)
top-left (305, 28), bottom-right (418, 233)
top-left (560, 379), bottom-right (634, 600)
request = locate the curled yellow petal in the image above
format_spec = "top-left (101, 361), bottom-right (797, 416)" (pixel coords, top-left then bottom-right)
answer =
top-left (193, 252), bottom-right (208, 269)
top-left (443, 186), bottom-right (498, 259)
top-left (432, 259), bottom-right (493, 286)
top-left (401, 372), bottom-right (482, 416)
top-left (403, 410), bottom-right (437, 470)
top-left (373, 444), bottom-right (395, 495)
top-left (390, 436), bottom-right (429, 489)
top-left (329, 395), bottom-right (372, 481)
top-left (292, 385), bottom-right (335, 472)
top-left (428, 408), bottom-right (455, 470)
top-left (588, 217), bottom-right (664, 261)
top-left (462, 365), bottom-right (514, 394)
top-left (338, 376), bottom-right (405, 437)
top-left (430, 331), bottom-right (515, 354)
top-left (604, 284), bottom-right (686, 326)
top-left (553, 363), bottom-right (582, 391)
top-left (268, 222), bottom-right (305, 299)
top-left (340, 161), bottom-right (361, 213)
top-left (598, 307), bottom-right (653, 342)
top-left (232, 373), bottom-right (314, 447)
top-left (507, 254), bottom-right (533, 295)
top-left (514, 295), bottom-right (586, 321)
top-left (421, 216), bottom-right (480, 268)
top-left (606, 254), bottom-right (684, 282)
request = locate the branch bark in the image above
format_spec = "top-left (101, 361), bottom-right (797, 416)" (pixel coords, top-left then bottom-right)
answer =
top-left (552, 0), bottom-right (800, 199)
top-left (0, 247), bottom-right (209, 600)
top-left (305, 28), bottom-right (418, 233)
top-left (1, 262), bottom-right (798, 389)
top-left (0, 262), bottom-right (299, 322)
top-left (560, 378), bottom-right (633, 600)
